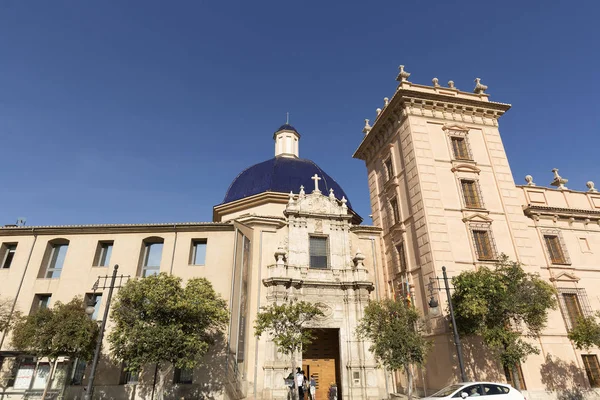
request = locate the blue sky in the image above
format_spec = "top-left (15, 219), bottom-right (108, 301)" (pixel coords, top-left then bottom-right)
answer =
top-left (0, 1), bottom-right (598, 226)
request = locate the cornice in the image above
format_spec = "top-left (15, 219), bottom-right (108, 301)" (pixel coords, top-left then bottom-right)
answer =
top-left (523, 204), bottom-right (600, 223)
top-left (0, 222), bottom-right (234, 236)
top-left (354, 88), bottom-right (511, 161)
top-left (350, 225), bottom-right (383, 235)
top-left (213, 192), bottom-right (289, 222)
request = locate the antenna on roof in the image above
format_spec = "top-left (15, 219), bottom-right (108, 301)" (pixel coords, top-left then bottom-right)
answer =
top-left (286, 112), bottom-right (290, 124)
top-left (16, 218), bottom-right (26, 227)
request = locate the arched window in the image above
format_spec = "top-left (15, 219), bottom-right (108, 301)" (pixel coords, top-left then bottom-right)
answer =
top-left (39, 238), bottom-right (70, 279)
top-left (139, 237), bottom-right (164, 277)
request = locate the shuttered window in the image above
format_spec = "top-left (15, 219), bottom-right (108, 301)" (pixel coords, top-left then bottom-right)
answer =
top-left (310, 237), bottom-right (328, 269)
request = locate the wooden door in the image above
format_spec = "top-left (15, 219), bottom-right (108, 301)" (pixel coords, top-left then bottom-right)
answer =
top-left (303, 358), bottom-right (335, 400)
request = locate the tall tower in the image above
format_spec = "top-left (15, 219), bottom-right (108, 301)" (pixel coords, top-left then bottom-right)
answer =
top-left (353, 67), bottom-right (542, 388)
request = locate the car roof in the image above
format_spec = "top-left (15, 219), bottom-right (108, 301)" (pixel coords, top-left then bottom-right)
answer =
top-left (457, 382), bottom-right (511, 386)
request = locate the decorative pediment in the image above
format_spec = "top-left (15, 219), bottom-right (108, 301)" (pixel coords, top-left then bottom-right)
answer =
top-left (462, 213), bottom-right (493, 223)
top-left (285, 185), bottom-right (350, 219)
top-left (550, 271), bottom-right (580, 283)
top-left (442, 123), bottom-right (470, 133)
top-left (451, 164), bottom-right (481, 174)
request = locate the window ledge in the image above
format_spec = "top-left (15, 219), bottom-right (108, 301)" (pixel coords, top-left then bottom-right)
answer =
top-left (383, 176), bottom-right (399, 192)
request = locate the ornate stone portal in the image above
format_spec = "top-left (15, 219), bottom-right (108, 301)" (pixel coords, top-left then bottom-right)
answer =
top-left (261, 179), bottom-right (385, 400)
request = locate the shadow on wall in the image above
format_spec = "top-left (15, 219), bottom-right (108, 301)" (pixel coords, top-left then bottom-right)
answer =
top-left (461, 336), bottom-right (503, 383)
top-left (133, 333), bottom-right (229, 400)
top-left (540, 354), bottom-right (589, 400)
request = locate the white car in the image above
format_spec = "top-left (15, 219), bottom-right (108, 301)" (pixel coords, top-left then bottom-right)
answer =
top-left (422, 382), bottom-right (525, 400)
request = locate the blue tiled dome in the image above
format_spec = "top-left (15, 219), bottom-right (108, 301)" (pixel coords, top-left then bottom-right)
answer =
top-left (223, 157), bottom-right (353, 209)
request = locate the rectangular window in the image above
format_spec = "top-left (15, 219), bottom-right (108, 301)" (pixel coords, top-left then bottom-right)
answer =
top-left (31, 294), bottom-right (51, 313)
top-left (174, 367), bottom-right (193, 384)
top-left (390, 198), bottom-right (400, 225)
top-left (1, 243), bottom-right (17, 269)
top-left (142, 242), bottom-right (163, 277)
top-left (544, 235), bottom-right (568, 264)
top-left (119, 364), bottom-right (139, 384)
top-left (384, 158), bottom-right (394, 181)
top-left (451, 136), bottom-right (471, 160)
top-left (309, 236), bottom-right (328, 269)
top-left (191, 240), bottom-right (207, 265)
top-left (45, 244), bottom-right (68, 278)
top-left (583, 355), bottom-right (600, 388)
top-left (472, 229), bottom-right (496, 260)
top-left (503, 364), bottom-right (526, 389)
top-left (85, 293), bottom-right (103, 320)
top-left (461, 180), bottom-right (483, 209)
top-left (579, 237), bottom-right (591, 253)
top-left (563, 293), bottom-right (583, 328)
top-left (93, 241), bottom-right (113, 267)
top-left (396, 243), bottom-right (407, 272)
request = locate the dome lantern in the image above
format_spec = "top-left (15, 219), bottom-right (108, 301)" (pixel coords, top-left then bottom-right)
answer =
top-left (274, 124), bottom-right (300, 158)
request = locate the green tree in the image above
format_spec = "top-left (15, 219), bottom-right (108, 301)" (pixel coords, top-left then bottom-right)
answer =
top-left (108, 273), bottom-right (228, 400)
top-left (451, 254), bottom-right (557, 390)
top-left (11, 297), bottom-right (99, 400)
top-left (568, 312), bottom-right (600, 350)
top-left (254, 300), bottom-right (325, 400)
top-left (356, 298), bottom-right (430, 400)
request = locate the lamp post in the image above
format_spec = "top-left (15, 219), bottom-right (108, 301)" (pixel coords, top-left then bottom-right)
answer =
top-left (84, 265), bottom-right (129, 400)
top-left (428, 266), bottom-right (467, 382)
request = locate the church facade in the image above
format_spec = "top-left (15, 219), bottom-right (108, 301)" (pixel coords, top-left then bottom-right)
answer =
top-left (0, 66), bottom-right (599, 400)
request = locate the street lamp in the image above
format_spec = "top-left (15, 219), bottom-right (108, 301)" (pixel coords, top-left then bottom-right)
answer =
top-left (428, 266), bottom-right (467, 383)
top-left (84, 265), bottom-right (129, 400)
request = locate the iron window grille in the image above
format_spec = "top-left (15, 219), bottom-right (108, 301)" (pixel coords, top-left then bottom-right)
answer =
top-left (448, 132), bottom-right (473, 161)
top-left (541, 229), bottom-right (571, 265)
top-left (460, 179), bottom-right (485, 209)
top-left (557, 287), bottom-right (592, 330)
top-left (469, 223), bottom-right (498, 261)
top-left (384, 157), bottom-right (394, 181)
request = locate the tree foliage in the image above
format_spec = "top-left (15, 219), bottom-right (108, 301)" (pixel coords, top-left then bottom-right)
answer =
top-left (568, 313), bottom-right (600, 350)
top-left (108, 273), bottom-right (228, 373)
top-left (254, 300), bottom-right (325, 356)
top-left (451, 254), bottom-right (557, 388)
top-left (254, 300), bottom-right (325, 400)
top-left (11, 297), bottom-right (99, 360)
top-left (356, 298), bottom-right (430, 400)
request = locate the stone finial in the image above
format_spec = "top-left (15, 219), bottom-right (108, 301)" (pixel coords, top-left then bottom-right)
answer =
top-left (274, 245), bottom-right (286, 266)
top-left (432, 77), bottom-right (440, 87)
top-left (299, 185), bottom-right (306, 198)
top-left (353, 247), bottom-right (366, 268)
top-left (550, 168), bottom-right (568, 190)
top-left (376, 108), bottom-right (382, 116)
top-left (473, 78), bottom-right (488, 94)
top-left (341, 196), bottom-right (348, 212)
top-left (448, 80), bottom-right (456, 89)
top-left (362, 119), bottom-right (372, 134)
top-left (587, 181), bottom-right (598, 193)
top-left (384, 97), bottom-right (389, 107)
top-left (288, 191), bottom-right (295, 205)
top-left (396, 65), bottom-right (411, 82)
top-left (329, 188), bottom-right (336, 200)
top-left (525, 175), bottom-right (536, 186)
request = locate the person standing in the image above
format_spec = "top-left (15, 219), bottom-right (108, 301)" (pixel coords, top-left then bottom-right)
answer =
top-left (309, 375), bottom-right (317, 400)
top-left (328, 382), bottom-right (337, 400)
top-left (296, 368), bottom-right (305, 400)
